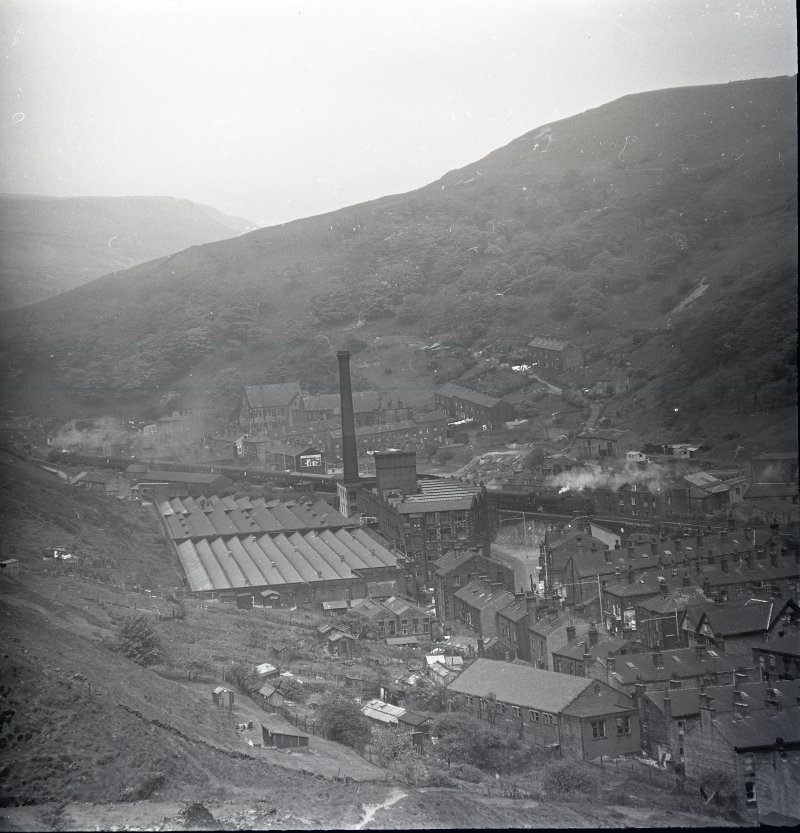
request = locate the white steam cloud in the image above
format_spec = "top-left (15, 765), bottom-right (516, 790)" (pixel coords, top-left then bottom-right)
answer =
top-left (548, 462), bottom-right (670, 495)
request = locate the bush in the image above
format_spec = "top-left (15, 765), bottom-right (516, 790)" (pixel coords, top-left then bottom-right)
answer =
top-left (541, 761), bottom-right (600, 798)
top-left (116, 615), bottom-right (161, 666)
top-left (454, 762), bottom-right (484, 783)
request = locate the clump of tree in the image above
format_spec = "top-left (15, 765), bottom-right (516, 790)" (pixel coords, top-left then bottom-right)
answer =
top-left (116, 614), bottom-right (162, 666)
top-left (318, 697), bottom-right (371, 750)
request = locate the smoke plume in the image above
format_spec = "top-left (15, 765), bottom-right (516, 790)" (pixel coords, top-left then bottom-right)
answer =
top-left (548, 462), bottom-right (671, 495)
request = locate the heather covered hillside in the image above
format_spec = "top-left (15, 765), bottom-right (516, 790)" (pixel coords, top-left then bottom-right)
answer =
top-left (0, 194), bottom-right (255, 309)
top-left (0, 76), bottom-right (795, 444)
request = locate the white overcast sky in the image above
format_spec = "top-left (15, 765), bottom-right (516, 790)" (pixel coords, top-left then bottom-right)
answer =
top-left (0, 0), bottom-right (796, 226)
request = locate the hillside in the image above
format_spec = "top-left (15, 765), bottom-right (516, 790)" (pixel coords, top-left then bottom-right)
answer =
top-left (0, 194), bottom-right (256, 309)
top-left (0, 76), bottom-right (795, 449)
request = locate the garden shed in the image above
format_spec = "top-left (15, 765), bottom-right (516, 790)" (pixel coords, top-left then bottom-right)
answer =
top-left (261, 723), bottom-right (309, 750)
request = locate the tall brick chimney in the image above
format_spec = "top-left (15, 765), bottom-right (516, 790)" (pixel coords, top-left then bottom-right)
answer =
top-left (337, 351), bottom-right (359, 485)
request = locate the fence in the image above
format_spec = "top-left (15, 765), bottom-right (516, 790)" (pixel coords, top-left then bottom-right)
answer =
top-left (591, 755), bottom-right (678, 790)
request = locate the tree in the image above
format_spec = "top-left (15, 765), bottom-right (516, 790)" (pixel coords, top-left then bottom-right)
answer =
top-left (274, 676), bottom-right (305, 703)
top-left (423, 441), bottom-right (440, 461)
top-left (318, 698), bottom-right (371, 750)
top-left (227, 661), bottom-right (258, 694)
top-left (436, 447), bottom-right (455, 463)
top-left (371, 727), bottom-right (412, 766)
top-left (117, 614), bottom-right (161, 666)
top-left (430, 713), bottom-right (487, 768)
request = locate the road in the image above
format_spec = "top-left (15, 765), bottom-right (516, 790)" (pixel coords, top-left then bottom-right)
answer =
top-left (490, 542), bottom-right (541, 595)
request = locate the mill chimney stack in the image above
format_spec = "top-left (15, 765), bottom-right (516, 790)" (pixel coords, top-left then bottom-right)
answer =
top-left (337, 351), bottom-right (359, 485)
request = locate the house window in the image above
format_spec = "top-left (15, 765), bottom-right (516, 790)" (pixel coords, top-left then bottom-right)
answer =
top-left (453, 575), bottom-right (462, 588)
top-left (530, 710), bottom-right (540, 722)
top-left (497, 703), bottom-right (506, 715)
top-left (592, 720), bottom-right (607, 739)
top-left (616, 716), bottom-right (631, 736)
top-left (401, 618), bottom-right (408, 635)
top-left (743, 754), bottom-right (755, 777)
top-left (512, 707), bottom-right (521, 718)
top-left (745, 781), bottom-right (756, 804)
top-left (422, 618), bottom-right (430, 633)
top-left (412, 618), bottom-right (420, 634)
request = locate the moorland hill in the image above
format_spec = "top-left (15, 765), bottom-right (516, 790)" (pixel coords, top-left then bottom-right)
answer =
top-left (0, 76), bottom-right (795, 449)
top-left (0, 194), bottom-right (255, 309)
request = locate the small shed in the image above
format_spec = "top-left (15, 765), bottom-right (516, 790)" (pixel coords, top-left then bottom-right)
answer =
top-left (211, 686), bottom-right (234, 708)
top-left (254, 589), bottom-right (281, 608)
top-left (398, 710), bottom-right (432, 734)
top-left (321, 600), bottom-right (350, 616)
top-left (261, 724), bottom-right (309, 750)
top-left (255, 684), bottom-right (285, 711)
top-left (361, 699), bottom-right (405, 727)
top-left (385, 635), bottom-right (420, 649)
top-left (236, 592), bottom-right (254, 609)
top-left (256, 662), bottom-right (280, 680)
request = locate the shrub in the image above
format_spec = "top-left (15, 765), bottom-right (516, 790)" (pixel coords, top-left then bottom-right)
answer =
top-left (541, 761), bottom-right (600, 798)
top-left (116, 615), bottom-right (161, 666)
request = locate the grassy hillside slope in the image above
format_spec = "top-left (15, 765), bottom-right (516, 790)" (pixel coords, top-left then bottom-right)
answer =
top-left (0, 77), bottom-right (795, 446)
top-left (0, 194), bottom-right (256, 309)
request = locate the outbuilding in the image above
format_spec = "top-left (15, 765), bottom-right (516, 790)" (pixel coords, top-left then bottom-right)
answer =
top-left (261, 723), bottom-right (309, 750)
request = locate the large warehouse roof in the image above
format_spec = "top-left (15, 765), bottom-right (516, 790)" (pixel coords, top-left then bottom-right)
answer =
top-left (159, 496), bottom-right (351, 540)
top-left (175, 527), bottom-right (399, 593)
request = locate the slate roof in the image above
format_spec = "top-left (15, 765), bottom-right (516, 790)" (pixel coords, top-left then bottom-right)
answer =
top-left (174, 526), bottom-right (399, 593)
top-left (134, 470), bottom-right (228, 485)
top-left (395, 480), bottom-right (480, 514)
top-left (697, 705), bottom-right (800, 751)
top-left (434, 549), bottom-right (483, 577)
top-left (529, 613), bottom-right (587, 639)
top-left (745, 483), bottom-right (800, 499)
top-left (381, 595), bottom-right (428, 618)
top-left (692, 598), bottom-right (798, 637)
top-left (454, 579), bottom-right (515, 615)
top-left (638, 586), bottom-right (709, 614)
top-left (646, 679), bottom-right (800, 719)
top-left (554, 632), bottom-right (629, 663)
top-left (609, 645), bottom-right (737, 686)
top-left (497, 598), bottom-right (530, 623)
top-left (752, 633), bottom-right (800, 659)
top-left (161, 496), bottom-right (350, 540)
top-left (303, 391), bottom-right (380, 414)
top-left (243, 383), bottom-right (302, 409)
top-left (448, 658), bottom-right (597, 713)
top-left (435, 384), bottom-right (504, 409)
